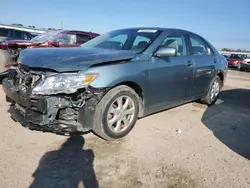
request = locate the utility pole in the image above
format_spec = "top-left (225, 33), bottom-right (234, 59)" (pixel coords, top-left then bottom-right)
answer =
top-left (61, 21), bottom-right (64, 29)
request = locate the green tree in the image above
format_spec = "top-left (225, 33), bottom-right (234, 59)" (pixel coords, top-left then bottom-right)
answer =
top-left (12, 23), bottom-right (23, 26)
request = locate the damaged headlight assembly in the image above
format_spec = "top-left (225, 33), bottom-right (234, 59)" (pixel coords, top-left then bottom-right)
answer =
top-left (32, 73), bottom-right (98, 95)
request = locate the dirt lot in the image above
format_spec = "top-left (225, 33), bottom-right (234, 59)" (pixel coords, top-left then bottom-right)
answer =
top-left (0, 69), bottom-right (250, 188)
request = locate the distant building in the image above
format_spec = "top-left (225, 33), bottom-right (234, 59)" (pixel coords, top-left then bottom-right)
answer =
top-left (0, 24), bottom-right (47, 35)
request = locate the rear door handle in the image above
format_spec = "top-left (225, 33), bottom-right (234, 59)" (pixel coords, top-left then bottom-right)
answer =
top-left (186, 61), bottom-right (193, 66)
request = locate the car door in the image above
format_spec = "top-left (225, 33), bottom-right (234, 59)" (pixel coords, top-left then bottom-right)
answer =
top-left (187, 34), bottom-right (216, 98)
top-left (148, 32), bottom-right (194, 111)
top-left (11, 29), bottom-right (23, 40)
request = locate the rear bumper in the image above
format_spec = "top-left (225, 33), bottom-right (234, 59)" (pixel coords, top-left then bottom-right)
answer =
top-left (2, 78), bottom-right (96, 134)
top-left (228, 63), bottom-right (239, 67)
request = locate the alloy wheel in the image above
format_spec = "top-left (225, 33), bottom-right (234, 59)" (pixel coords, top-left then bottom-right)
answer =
top-left (107, 96), bottom-right (136, 133)
top-left (210, 80), bottom-right (220, 101)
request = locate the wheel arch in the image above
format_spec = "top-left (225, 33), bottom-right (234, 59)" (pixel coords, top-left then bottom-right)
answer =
top-left (112, 81), bottom-right (145, 118)
top-left (217, 71), bottom-right (224, 86)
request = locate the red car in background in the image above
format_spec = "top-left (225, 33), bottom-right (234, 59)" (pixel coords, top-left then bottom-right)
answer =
top-left (8, 30), bottom-right (99, 62)
top-left (227, 54), bottom-right (245, 68)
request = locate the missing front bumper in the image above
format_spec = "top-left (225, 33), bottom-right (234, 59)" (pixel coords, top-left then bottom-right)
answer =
top-left (2, 78), bottom-right (100, 134)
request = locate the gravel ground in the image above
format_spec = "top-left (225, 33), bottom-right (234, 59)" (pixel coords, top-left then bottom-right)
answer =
top-left (0, 69), bottom-right (250, 188)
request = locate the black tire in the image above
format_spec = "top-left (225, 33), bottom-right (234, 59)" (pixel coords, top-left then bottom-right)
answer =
top-left (93, 85), bottom-right (140, 141)
top-left (238, 63), bottom-right (244, 71)
top-left (200, 76), bottom-right (222, 105)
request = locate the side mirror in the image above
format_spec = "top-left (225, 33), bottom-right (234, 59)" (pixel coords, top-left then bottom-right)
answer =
top-left (154, 47), bottom-right (177, 58)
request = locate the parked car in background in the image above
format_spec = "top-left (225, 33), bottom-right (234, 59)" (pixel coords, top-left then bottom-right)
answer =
top-left (0, 28), bottom-right (35, 41)
top-left (0, 28), bottom-right (35, 76)
top-left (239, 55), bottom-right (250, 71)
top-left (0, 37), bottom-right (12, 76)
top-left (227, 54), bottom-right (245, 68)
top-left (222, 54), bottom-right (229, 58)
top-left (2, 28), bottom-right (227, 140)
top-left (241, 54), bottom-right (248, 60)
top-left (0, 23), bottom-right (46, 36)
top-left (8, 30), bottom-right (100, 62)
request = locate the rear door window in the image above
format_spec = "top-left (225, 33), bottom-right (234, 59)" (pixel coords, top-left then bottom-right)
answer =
top-left (189, 34), bottom-right (213, 56)
top-left (12, 30), bottom-right (23, 39)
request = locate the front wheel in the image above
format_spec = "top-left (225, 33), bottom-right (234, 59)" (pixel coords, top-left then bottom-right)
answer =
top-left (200, 76), bottom-right (222, 105)
top-left (93, 85), bottom-right (139, 140)
top-left (238, 63), bottom-right (244, 71)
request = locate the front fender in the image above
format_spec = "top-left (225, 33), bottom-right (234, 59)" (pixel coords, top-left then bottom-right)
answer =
top-left (85, 57), bottom-right (150, 115)
top-left (86, 57), bottom-right (149, 90)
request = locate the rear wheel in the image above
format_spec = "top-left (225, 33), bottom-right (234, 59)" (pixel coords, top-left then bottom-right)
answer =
top-left (200, 76), bottom-right (222, 105)
top-left (93, 85), bottom-right (139, 140)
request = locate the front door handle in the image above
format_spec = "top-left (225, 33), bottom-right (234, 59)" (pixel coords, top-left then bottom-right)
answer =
top-left (186, 61), bottom-right (193, 67)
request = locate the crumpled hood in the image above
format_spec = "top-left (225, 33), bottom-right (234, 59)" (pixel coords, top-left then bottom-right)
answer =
top-left (19, 47), bottom-right (137, 72)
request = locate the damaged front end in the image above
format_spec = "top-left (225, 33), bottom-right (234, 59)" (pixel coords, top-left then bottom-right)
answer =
top-left (8, 44), bottom-right (24, 63)
top-left (2, 64), bottom-right (106, 134)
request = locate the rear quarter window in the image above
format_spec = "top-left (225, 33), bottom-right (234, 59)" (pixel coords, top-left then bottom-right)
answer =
top-left (76, 34), bottom-right (91, 44)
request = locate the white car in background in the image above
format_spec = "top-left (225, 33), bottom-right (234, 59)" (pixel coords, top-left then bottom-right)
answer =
top-left (0, 37), bottom-right (12, 77)
top-left (239, 55), bottom-right (250, 71)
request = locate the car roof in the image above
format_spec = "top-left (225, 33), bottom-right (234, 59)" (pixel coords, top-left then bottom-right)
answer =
top-left (0, 28), bottom-right (9, 30)
top-left (61, 30), bottom-right (99, 37)
top-left (112, 27), bottom-right (199, 35)
top-left (0, 27), bottom-right (31, 33)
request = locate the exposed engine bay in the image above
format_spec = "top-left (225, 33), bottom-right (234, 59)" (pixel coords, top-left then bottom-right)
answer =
top-left (3, 65), bottom-right (107, 134)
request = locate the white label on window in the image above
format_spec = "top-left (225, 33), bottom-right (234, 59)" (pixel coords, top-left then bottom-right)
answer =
top-left (137, 29), bottom-right (158, 33)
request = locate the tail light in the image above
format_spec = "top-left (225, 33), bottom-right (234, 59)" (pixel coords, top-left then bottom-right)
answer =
top-left (0, 40), bottom-right (8, 50)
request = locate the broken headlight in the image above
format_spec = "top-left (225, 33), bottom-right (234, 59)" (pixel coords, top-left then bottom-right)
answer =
top-left (32, 73), bottom-right (98, 95)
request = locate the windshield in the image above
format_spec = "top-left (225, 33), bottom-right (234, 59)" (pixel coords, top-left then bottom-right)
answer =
top-left (30, 30), bottom-right (62, 43)
top-left (229, 54), bottom-right (242, 59)
top-left (81, 29), bottom-right (162, 53)
top-left (30, 30), bottom-right (76, 44)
